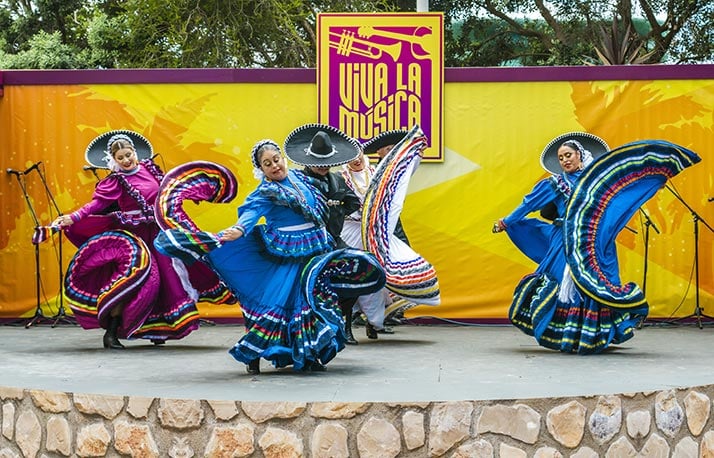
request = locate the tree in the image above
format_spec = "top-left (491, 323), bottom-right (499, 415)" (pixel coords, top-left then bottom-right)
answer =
top-left (0, 0), bottom-right (398, 69)
top-left (115, 0), bottom-right (399, 68)
top-left (0, 0), bottom-right (711, 68)
top-left (0, 0), bottom-right (128, 68)
top-left (2, 0), bottom-right (89, 51)
top-left (0, 31), bottom-right (78, 68)
top-left (427, 0), bottom-right (713, 65)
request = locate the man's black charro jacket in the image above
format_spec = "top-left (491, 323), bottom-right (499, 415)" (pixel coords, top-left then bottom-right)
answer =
top-left (301, 168), bottom-right (361, 249)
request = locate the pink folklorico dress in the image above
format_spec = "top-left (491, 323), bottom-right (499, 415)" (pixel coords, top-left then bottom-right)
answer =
top-left (63, 159), bottom-right (234, 341)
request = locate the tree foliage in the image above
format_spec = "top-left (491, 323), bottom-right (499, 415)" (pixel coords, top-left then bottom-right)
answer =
top-left (432, 0), bottom-right (713, 65)
top-left (0, 0), bottom-right (711, 69)
top-left (0, 0), bottom-right (397, 68)
top-left (591, 15), bottom-right (657, 65)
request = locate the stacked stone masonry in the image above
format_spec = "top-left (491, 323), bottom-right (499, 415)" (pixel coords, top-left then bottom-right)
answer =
top-left (2, 384), bottom-right (714, 457)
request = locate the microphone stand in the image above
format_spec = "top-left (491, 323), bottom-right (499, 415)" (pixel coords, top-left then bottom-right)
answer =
top-left (638, 208), bottom-right (660, 296)
top-left (6, 169), bottom-right (52, 328)
top-left (666, 184), bottom-right (714, 328)
top-left (636, 208), bottom-right (659, 329)
top-left (28, 164), bottom-right (75, 327)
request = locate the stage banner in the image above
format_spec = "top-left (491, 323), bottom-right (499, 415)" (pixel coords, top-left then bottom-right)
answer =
top-left (317, 12), bottom-right (444, 161)
top-left (0, 69), bottom-right (712, 322)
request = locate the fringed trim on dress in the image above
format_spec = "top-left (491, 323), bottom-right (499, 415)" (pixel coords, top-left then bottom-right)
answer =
top-left (109, 159), bottom-right (165, 226)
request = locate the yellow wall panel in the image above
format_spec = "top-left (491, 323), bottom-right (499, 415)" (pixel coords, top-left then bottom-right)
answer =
top-left (1, 69), bottom-right (712, 321)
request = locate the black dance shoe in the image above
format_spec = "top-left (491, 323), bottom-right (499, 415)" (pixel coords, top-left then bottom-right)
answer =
top-left (246, 359), bottom-right (260, 375)
top-left (345, 327), bottom-right (359, 345)
top-left (102, 332), bottom-right (125, 350)
top-left (309, 361), bottom-right (327, 372)
top-left (151, 339), bottom-right (166, 346)
top-left (365, 322), bottom-right (378, 339)
top-left (103, 316), bottom-right (125, 349)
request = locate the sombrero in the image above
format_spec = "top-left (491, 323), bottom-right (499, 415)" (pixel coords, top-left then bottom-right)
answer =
top-left (362, 130), bottom-right (409, 155)
top-left (283, 124), bottom-right (360, 167)
top-left (540, 132), bottom-right (609, 174)
top-left (85, 130), bottom-right (153, 169)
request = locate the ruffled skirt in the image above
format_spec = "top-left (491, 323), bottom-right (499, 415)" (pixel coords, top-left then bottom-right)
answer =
top-left (64, 229), bottom-right (202, 340)
top-left (508, 273), bottom-right (643, 354)
top-left (208, 238), bottom-right (385, 370)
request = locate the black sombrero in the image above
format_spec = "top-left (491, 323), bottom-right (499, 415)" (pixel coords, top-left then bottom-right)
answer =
top-left (362, 130), bottom-right (409, 155)
top-left (283, 124), bottom-right (360, 168)
top-left (85, 130), bottom-right (153, 169)
top-left (540, 132), bottom-right (609, 174)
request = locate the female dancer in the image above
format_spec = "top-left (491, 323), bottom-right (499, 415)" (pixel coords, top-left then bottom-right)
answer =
top-left (340, 149), bottom-right (395, 339)
top-left (55, 131), bottom-right (232, 349)
top-left (492, 132), bottom-right (630, 353)
top-left (358, 127), bottom-right (441, 322)
top-left (154, 133), bottom-right (385, 374)
top-left (215, 139), bottom-right (339, 373)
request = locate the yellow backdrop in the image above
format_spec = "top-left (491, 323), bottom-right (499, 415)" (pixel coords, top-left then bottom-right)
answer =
top-left (1, 71), bottom-right (712, 321)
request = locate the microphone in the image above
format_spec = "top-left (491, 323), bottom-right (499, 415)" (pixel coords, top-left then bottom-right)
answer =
top-left (83, 165), bottom-right (101, 171)
top-left (6, 168), bottom-right (22, 175)
top-left (709, 197), bottom-right (714, 202)
top-left (23, 162), bottom-right (41, 174)
top-left (150, 153), bottom-right (160, 160)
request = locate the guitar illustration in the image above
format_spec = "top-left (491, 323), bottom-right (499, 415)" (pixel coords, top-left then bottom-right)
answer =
top-left (356, 26), bottom-right (432, 60)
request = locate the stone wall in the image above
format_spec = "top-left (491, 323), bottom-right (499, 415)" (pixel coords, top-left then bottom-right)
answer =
top-left (2, 384), bottom-right (714, 457)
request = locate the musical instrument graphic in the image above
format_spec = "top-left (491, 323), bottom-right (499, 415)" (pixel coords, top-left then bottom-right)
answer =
top-left (329, 30), bottom-right (403, 61)
top-left (357, 26), bottom-right (432, 59)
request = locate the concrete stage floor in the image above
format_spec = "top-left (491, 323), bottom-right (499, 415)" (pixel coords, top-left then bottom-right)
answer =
top-left (2, 322), bottom-right (714, 402)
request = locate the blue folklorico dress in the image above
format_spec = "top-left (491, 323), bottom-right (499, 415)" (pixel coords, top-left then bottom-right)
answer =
top-left (504, 140), bottom-right (701, 354)
top-left (154, 163), bottom-right (385, 370)
top-left (210, 170), bottom-right (338, 368)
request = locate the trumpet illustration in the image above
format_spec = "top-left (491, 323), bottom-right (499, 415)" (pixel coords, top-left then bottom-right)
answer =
top-left (357, 26), bottom-right (432, 60)
top-left (329, 30), bottom-right (402, 61)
